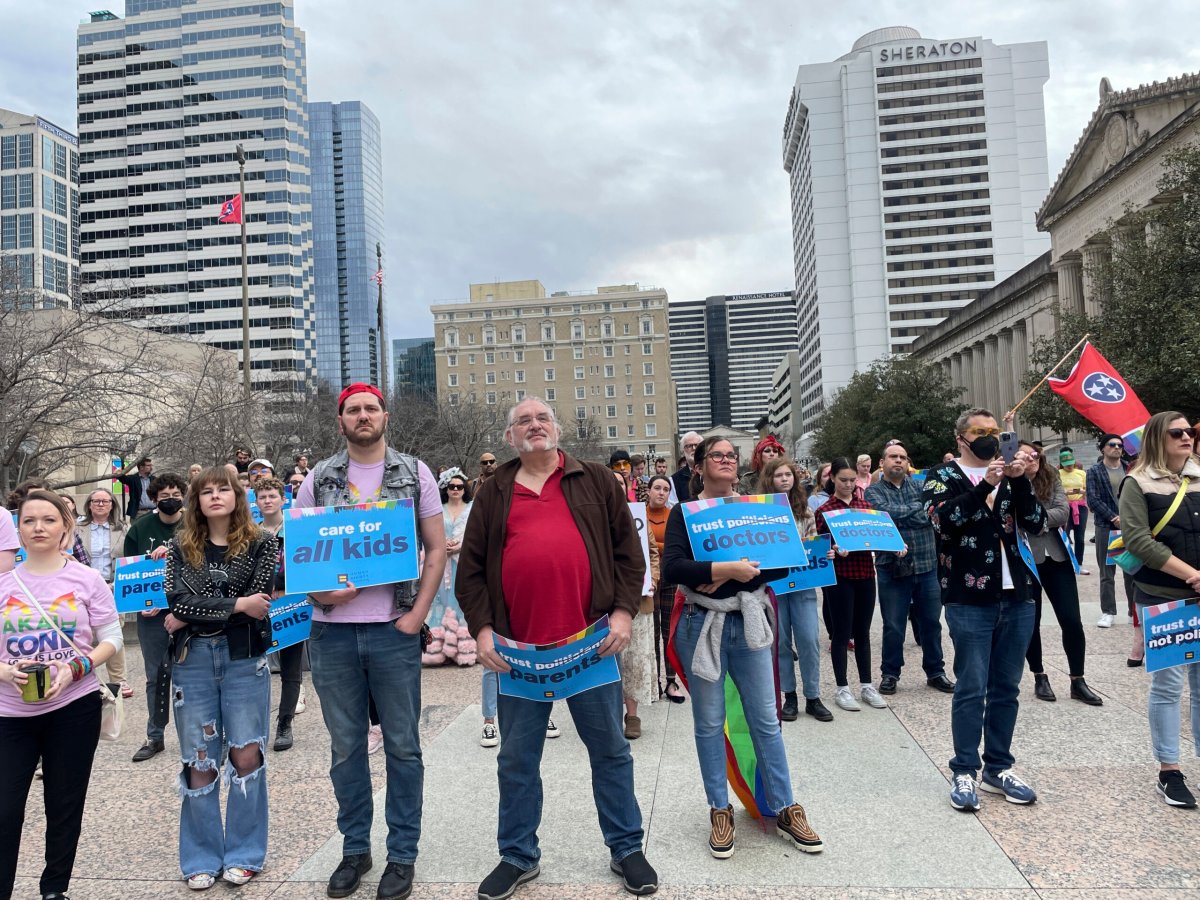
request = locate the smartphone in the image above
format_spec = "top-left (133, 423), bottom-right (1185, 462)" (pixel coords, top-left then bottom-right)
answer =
top-left (999, 431), bottom-right (1020, 464)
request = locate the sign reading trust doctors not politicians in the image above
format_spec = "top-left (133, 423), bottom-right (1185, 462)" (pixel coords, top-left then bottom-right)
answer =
top-left (284, 500), bottom-right (418, 595)
top-left (681, 494), bottom-right (808, 569)
top-left (820, 508), bottom-right (906, 553)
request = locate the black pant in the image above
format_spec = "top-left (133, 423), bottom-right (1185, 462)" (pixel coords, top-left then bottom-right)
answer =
top-left (0, 692), bottom-right (102, 899)
top-left (1025, 556), bottom-right (1087, 677)
top-left (824, 578), bottom-right (876, 686)
top-left (277, 642), bottom-right (305, 719)
top-left (655, 581), bottom-right (678, 679)
top-left (1068, 506), bottom-right (1089, 566)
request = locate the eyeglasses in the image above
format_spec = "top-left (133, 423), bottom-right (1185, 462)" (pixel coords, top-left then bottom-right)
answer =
top-left (706, 452), bottom-right (740, 463)
top-left (447, 484), bottom-right (465, 491)
top-left (511, 413), bottom-right (554, 428)
top-left (480, 459), bottom-right (496, 465)
top-left (961, 426), bottom-right (1001, 438)
top-left (1105, 441), bottom-right (1124, 449)
top-left (683, 443), bottom-right (701, 451)
top-left (1167, 428), bottom-right (1196, 440)
top-left (90, 498), bottom-right (112, 505)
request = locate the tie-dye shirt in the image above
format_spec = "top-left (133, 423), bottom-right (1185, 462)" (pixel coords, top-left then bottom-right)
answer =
top-left (0, 562), bottom-right (118, 717)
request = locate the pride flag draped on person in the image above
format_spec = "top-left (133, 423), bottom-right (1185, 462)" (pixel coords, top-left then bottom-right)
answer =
top-left (1047, 341), bottom-right (1149, 453)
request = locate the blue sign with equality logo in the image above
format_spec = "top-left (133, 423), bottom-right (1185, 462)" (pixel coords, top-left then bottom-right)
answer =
top-left (764, 535), bottom-right (836, 595)
top-left (284, 500), bottom-right (418, 594)
top-left (1144, 599), bottom-right (1200, 674)
top-left (112, 554), bottom-right (167, 613)
top-left (820, 508), bottom-right (905, 553)
top-left (681, 494), bottom-right (808, 569)
top-left (493, 616), bottom-right (620, 702)
top-left (268, 593), bottom-right (313, 652)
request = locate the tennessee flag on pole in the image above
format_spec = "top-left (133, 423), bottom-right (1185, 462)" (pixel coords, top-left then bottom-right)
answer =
top-left (217, 194), bottom-right (242, 224)
top-left (1047, 341), bottom-right (1150, 452)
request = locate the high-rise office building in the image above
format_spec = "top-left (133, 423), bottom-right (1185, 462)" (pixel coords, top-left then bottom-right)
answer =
top-left (430, 280), bottom-right (676, 452)
top-left (76, 0), bottom-right (315, 392)
top-left (0, 109), bottom-right (79, 308)
top-left (782, 27), bottom-right (1049, 433)
top-left (668, 291), bottom-right (799, 434)
top-left (311, 100), bottom-right (386, 387)
top-left (392, 336), bottom-right (435, 398)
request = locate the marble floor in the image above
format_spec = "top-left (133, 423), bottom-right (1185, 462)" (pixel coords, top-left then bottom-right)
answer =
top-left (13, 559), bottom-right (1197, 900)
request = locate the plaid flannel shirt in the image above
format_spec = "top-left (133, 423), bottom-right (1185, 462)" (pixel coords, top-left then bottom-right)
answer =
top-left (864, 475), bottom-right (937, 574)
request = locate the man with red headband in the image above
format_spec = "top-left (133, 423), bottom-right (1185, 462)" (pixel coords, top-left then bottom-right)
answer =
top-left (739, 435), bottom-right (786, 494)
top-left (295, 383), bottom-right (446, 900)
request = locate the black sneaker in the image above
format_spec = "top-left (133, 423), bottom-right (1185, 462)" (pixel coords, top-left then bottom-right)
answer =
top-left (1157, 770), bottom-right (1198, 808)
top-left (879, 675), bottom-right (898, 695)
top-left (131, 739), bottom-right (164, 762)
top-left (273, 716), bottom-right (294, 752)
top-left (610, 850), bottom-right (658, 895)
top-left (780, 692), bottom-right (799, 721)
top-left (804, 698), bottom-right (833, 722)
top-left (478, 861), bottom-right (539, 900)
top-left (377, 862), bottom-right (414, 900)
top-left (328, 853), bottom-right (373, 898)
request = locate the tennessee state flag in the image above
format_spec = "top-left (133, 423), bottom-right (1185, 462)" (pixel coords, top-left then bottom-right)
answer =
top-left (1048, 341), bottom-right (1150, 452)
top-left (217, 194), bottom-right (242, 224)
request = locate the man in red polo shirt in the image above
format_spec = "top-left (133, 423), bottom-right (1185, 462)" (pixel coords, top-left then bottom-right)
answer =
top-left (458, 397), bottom-right (658, 899)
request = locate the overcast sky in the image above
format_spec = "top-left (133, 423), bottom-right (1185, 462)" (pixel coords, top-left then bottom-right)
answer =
top-left (4, 0), bottom-right (1199, 338)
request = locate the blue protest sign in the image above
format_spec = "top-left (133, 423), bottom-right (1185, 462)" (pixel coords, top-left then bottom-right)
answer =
top-left (1015, 533), bottom-right (1041, 585)
top-left (268, 593), bottom-right (312, 651)
top-left (1144, 601), bottom-right (1200, 674)
top-left (765, 536), bottom-right (836, 594)
top-left (284, 500), bottom-right (418, 594)
top-left (1106, 530), bottom-right (1123, 567)
top-left (493, 616), bottom-right (620, 702)
top-left (820, 508), bottom-right (905, 553)
top-left (1058, 529), bottom-right (1081, 574)
top-left (112, 554), bottom-right (167, 613)
top-left (681, 494), bottom-right (808, 569)
top-left (11, 513), bottom-right (23, 564)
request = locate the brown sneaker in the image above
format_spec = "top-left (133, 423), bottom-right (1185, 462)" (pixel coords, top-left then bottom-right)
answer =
top-left (624, 714), bottom-right (641, 740)
top-left (776, 803), bottom-right (823, 853)
top-left (709, 805), bottom-right (735, 858)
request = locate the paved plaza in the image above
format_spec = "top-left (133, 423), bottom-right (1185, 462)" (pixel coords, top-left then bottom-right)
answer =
top-left (14, 566), bottom-right (1199, 899)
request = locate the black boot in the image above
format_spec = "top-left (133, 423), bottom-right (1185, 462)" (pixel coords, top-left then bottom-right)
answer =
top-left (1070, 678), bottom-right (1104, 706)
top-left (781, 691), bottom-right (799, 721)
top-left (273, 714), bottom-right (294, 751)
top-left (1033, 673), bottom-right (1056, 702)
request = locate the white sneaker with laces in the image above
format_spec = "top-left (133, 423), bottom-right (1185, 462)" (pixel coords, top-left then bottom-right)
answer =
top-left (1097, 613), bottom-right (1115, 628)
top-left (480, 722), bottom-right (499, 748)
top-left (367, 724), bottom-right (384, 754)
top-left (835, 687), bottom-right (861, 711)
top-left (187, 873), bottom-right (215, 890)
top-left (545, 717), bottom-right (561, 738)
top-left (295, 686), bottom-right (306, 715)
top-left (861, 685), bottom-right (888, 709)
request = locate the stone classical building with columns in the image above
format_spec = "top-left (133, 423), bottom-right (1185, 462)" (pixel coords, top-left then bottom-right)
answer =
top-left (910, 72), bottom-right (1200, 440)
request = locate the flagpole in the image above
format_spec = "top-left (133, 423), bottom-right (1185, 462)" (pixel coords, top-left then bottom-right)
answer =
top-left (236, 143), bottom-right (250, 404)
top-left (1005, 333), bottom-right (1090, 419)
top-left (376, 241), bottom-right (387, 396)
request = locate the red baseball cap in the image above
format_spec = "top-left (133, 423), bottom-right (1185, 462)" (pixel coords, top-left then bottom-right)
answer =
top-left (337, 383), bottom-right (386, 413)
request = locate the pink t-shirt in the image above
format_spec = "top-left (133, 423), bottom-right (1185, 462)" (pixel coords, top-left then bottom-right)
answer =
top-left (0, 561), bottom-right (118, 717)
top-left (0, 513), bottom-right (17, 552)
top-left (297, 456), bottom-right (441, 623)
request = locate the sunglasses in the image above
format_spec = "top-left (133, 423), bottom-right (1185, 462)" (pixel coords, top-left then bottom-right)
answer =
top-left (1167, 428), bottom-right (1196, 440)
top-left (447, 483), bottom-right (465, 491)
top-left (961, 426), bottom-right (1001, 438)
top-left (480, 459), bottom-right (496, 465)
top-left (1105, 441), bottom-right (1124, 449)
top-left (611, 462), bottom-right (631, 471)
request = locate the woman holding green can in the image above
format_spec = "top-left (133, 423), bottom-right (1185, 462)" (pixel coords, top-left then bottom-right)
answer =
top-left (0, 489), bottom-right (122, 900)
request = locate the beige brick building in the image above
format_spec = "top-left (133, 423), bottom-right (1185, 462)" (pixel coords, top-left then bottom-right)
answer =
top-left (431, 280), bottom-right (676, 455)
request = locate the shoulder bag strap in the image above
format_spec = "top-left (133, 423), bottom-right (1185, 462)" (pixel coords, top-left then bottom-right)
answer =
top-left (1151, 477), bottom-right (1190, 537)
top-left (11, 568), bottom-right (116, 702)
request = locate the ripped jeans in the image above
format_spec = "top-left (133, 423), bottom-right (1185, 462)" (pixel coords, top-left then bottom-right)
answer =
top-left (171, 636), bottom-right (271, 880)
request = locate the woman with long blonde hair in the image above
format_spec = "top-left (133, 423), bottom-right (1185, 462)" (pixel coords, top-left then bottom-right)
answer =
top-left (163, 466), bottom-right (278, 889)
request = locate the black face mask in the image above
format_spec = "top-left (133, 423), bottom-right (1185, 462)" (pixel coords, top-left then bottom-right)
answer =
top-left (157, 498), bottom-right (183, 515)
top-left (964, 435), bottom-right (1000, 461)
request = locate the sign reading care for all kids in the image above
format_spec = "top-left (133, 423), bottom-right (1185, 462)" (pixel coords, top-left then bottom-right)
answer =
top-left (284, 500), bottom-right (418, 594)
top-left (681, 494), bottom-right (807, 570)
top-left (820, 508), bottom-right (906, 553)
top-left (765, 535), bottom-right (837, 595)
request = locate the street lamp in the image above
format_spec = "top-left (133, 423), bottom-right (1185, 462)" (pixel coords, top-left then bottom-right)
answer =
top-left (236, 143), bottom-right (250, 403)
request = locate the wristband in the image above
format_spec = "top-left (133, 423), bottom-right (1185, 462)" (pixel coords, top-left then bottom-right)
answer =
top-left (69, 656), bottom-right (93, 682)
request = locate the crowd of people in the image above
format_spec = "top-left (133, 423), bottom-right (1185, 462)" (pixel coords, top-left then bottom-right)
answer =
top-left (0, 387), bottom-right (1195, 900)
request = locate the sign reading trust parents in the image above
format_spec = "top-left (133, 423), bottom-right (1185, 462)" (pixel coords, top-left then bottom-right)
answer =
top-left (284, 500), bottom-right (418, 594)
top-left (682, 494), bottom-right (808, 569)
top-left (268, 594), bottom-right (313, 652)
top-left (820, 508), bottom-right (906, 553)
top-left (112, 554), bottom-right (167, 614)
top-left (493, 616), bottom-right (620, 702)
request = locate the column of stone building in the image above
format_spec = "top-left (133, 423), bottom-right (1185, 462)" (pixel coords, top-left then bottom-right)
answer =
top-left (1054, 257), bottom-right (1084, 316)
top-left (970, 343), bottom-right (987, 411)
top-left (1081, 242), bottom-right (1111, 317)
top-left (950, 352), bottom-right (964, 395)
top-left (996, 329), bottom-right (1016, 416)
top-left (982, 335), bottom-right (1000, 415)
top-left (1012, 322), bottom-right (1029, 403)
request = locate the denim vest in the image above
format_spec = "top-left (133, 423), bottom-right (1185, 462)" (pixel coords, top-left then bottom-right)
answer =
top-left (307, 447), bottom-right (423, 613)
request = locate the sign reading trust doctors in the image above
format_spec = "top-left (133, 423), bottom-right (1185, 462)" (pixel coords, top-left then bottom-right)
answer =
top-left (681, 494), bottom-right (808, 569)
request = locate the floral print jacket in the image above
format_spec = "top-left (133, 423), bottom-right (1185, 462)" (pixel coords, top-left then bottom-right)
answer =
top-left (921, 461), bottom-right (1046, 605)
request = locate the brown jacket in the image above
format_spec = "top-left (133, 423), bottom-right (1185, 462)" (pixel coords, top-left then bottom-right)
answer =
top-left (456, 451), bottom-right (646, 638)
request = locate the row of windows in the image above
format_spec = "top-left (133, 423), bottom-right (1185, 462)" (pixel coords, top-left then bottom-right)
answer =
top-left (887, 289), bottom-right (983, 306)
top-left (126, 59), bottom-right (183, 76)
top-left (125, 16), bottom-right (180, 36)
top-left (126, 38), bottom-right (183, 54)
top-left (180, 3), bottom-right (284, 25)
top-left (182, 22), bottom-right (283, 45)
top-left (877, 89), bottom-right (983, 111)
top-left (886, 254), bottom-right (993, 273)
top-left (184, 85), bottom-right (288, 106)
top-left (78, 68), bottom-right (124, 85)
top-left (876, 73), bottom-right (983, 94)
top-left (126, 78), bottom-right (184, 95)
top-left (883, 173), bottom-right (987, 191)
top-left (885, 237), bottom-right (993, 256)
top-left (883, 188), bottom-right (990, 208)
top-left (879, 106), bottom-right (984, 128)
top-left (80, 148), bottom-right (127, 166)
top-left (182, 43), bottom-right (286, 65)
top-left (42, 218), bottom-right (69, 256)
top-left (0, 135), bottom-right (34, 171)
top-left (183, 106), bottom-right (293, 127)
top-left (0, 214), bottom-right (35, 250)
top-left (875, 57), bottom-right (982, 79)
top-left (880, 155), bottom-right (987, 175)
top-left (78, 28), bottom-right (125, 48)
top-left (0, 175), bottom-right (34, 210)
top-left (443, 342), bottom-right (654, 370)
top-left (880, 138), bottom-right (987, 160)
top-left (43, 258), bottom-right (72, 294)
top-left (883, 204), bottom-right (990, 224)
top-left (187, 64), bottom-right (286, 84)
top-left (128, 139), bottom-right (185, 156)
top-left (887, 271), bottom-right (993, 289)
top-left (442, 319), bottom-right (655, 345)
top-left (78, 49), bottom-right (125, 66)
top-left (880, 122), bottom-right (986, 143)
top-left (888, 307), bottom-right (962, 322)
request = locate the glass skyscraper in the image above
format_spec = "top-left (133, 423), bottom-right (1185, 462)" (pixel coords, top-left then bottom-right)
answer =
top-left (310, 100), bottom-right (386, 388)
top-left (76, 0), bottom-right (316, 393)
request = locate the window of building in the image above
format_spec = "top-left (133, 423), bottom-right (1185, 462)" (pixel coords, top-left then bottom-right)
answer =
top-left (575, 387), bottom-right (585, 399)
top-left (605, 385), bottom-right (615, 398)
top-left (604, 365), bottom-right (614, 378)
top-left (644, 383), bottom-right (655, 396)
top-left (515, 389), bottom-right (526, 401)
top-left (513, 324), bottom-right (525, 342)
top-left (643, 362), bottom-right (654, 376)
top-left (625, 384), bottom-right (633, 396)
top-left (640, 317), bottom-right (652, 335)
top-left (467, 332), bottom-right (476, 344)
top-left (448, 393), bottom-right (459, 406)
top-left (515, 350), bottom-right (525, 362)
top-left (607, 426), bottom-right (617, 439)
top-left (623, 323), bottom-right (630, 335)
top-left (645, 403), bottom-right (656, 416)
top-left (485, 351), bottom-right (495, 364)
top-left (447, 353), bottom-right (457, 366)
top-left (601, 317), bottom-right (613, 338)
top-left (624, 364), bottom-right (632, 376)
top-left (542, 323), bottom-right (554, 341)
top-left (606, 405), bottom-right (616, 418)
top-left (515, 369), bottom-right (525, 383)
top-left (645, 423), bottom-right (657, 437)
top-left (447, 373), bottom-right (458, 386)
top-left (575, 366), bottom-right (584, 380)
top-left (544, 368), bottom-right (555, 381)
top-left (642, 342), bottom-right (652, 355)
top-left (483, 326), bottom-right (495, 345)
top-left (445, 329), bottom-right (458, 348)
top-left (628, 425), bottom-right (636, 437)
top-left (486, 391), bottom-right (496, 404)
top-left (467, 353), bottom-right (476, 365)
top-left (576, 406), bottom-right (586, 420)
top-left (574, 347), bottom-right (584, 359)
top-left (545, 388), bottom-right (556, 401)
top-left (486, 371), bottom-right (496, 385)
top-left (626, 404), bottom-right (633, 416)
top-left (571, 319), bottom-right (584, 340)
top-left (468, 373), bottom-right (477, 385)
top-left (544, 348), bottom-right (554, 361)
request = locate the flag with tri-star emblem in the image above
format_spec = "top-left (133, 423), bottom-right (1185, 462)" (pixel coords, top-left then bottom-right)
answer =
top-left (217, 194), bottom-right (242, 224)
top-left (1047, 341), bottom-right (1149, 452)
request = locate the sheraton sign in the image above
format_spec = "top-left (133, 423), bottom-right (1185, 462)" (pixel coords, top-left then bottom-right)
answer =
top-left (878, 40), bottom-right (978, 63)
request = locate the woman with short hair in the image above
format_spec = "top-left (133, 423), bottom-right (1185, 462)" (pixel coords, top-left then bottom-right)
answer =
top-left (78, 488), bottom-right (134, 699)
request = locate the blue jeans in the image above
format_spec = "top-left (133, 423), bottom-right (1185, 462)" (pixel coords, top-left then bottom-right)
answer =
top-left (877, 567), bottom-right (946, 680)
top-left (672, 607), bottom-right (795, 811)
top-left (482, 669), bottom-right (498, 719)
top-left (495, 679), bottom-right (642, 870)
top-left (308, 621), bottom-right (423, 865)
top-left (944, 597), bottom-right (1034, 777)
top-left (776, 590), bottom-right (820, 699)
top-left (1136, 590), bottom-right (1200, 764)
top-left (172, 637), bottom-right (271, 880)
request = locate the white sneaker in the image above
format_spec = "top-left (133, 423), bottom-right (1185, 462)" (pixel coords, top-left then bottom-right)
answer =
top-left (1079, 568), bottom-right (1091, 576)
top-left (187, 873), bottom-right (215, 890)
top-left (367, 724), bottom-right (384, 754)
top-left (480, 722), bottom-right (499, 748)
top-left (294, 686), bottom-right (306, 715)
top-left (545, 717), bottom-right (561, 738)
top-left (860, 685), bottom-right (888, 709)
top-left (835, 687), bottom-right (861, 711)
top-left (1097, 613), bottom-right (1115, 628)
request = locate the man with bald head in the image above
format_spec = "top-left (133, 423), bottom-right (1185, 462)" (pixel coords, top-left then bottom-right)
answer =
top-left (458, 397), bottom-right (657, 898)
